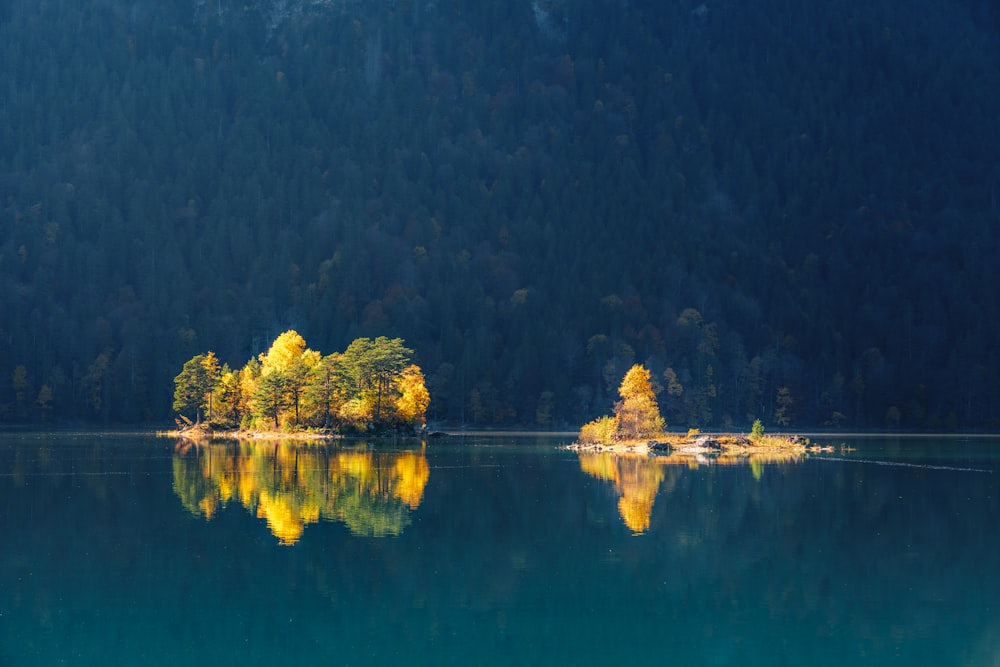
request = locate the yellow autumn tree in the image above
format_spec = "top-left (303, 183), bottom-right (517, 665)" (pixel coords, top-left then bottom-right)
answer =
top-left (259, 330), bottom-right (307, 374)
top-left (577, 364), bottom-right (665, 444)
top-left (393, 364), bottom-right (430, 426)
top-left (237, 358), bottom-right (260, 428)
top-left (255, 330), bottom-right (320, 427)
top-left (613, 364), bottom-right (665, 441)
top-left (213, 367), bottom-right (242, 427)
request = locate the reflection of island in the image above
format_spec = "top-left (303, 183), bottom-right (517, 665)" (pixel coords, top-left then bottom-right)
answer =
top-left (173, 439), bottom-right (429, 543)
top-left (579, 453), bottom-right (668, 534)
top-left (579, 448), bottom-right (803, 534)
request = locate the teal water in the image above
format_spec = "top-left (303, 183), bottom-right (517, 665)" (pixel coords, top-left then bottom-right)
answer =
top-left (2, 432), bottom-right (999, 666)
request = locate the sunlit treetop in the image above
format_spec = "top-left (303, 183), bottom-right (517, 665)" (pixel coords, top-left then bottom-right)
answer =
top-left (618, 365), bottom-right (658, 406)
top-left (260, 330), bottom-right (309, 375)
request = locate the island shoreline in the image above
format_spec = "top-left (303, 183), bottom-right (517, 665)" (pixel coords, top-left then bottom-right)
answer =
top-left (566, 432), bottom-right (830, 456)
top-left (157, 425), bottom-right (429, 442)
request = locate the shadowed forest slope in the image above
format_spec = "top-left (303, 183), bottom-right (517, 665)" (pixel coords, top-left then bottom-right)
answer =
top-left (1, 0), bottom-right (998, 428)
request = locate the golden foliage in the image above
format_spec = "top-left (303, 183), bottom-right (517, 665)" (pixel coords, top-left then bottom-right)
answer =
top-left (618, 365), bottom-right (656, 404)
top-left (575, 437), bottom-right (805, 533)
top-left (180, 330), bottom-right (427, 432)
top-left (172, 440), bottom-right (430, 543)
top-left (618, 495), bottom-right (654, 534)
top-left (256, 489), bottom-right (320, 545)
top-left (339, 396), bottom-right (375, 426)
top-left (576, 364), bottom-right (666, 445)
top-left (616, 457), bottom-right (664, 534)
top-left (614, 364), bottom-right (665, 440)
top-left (394, 364), bottom-right (430, 426)
top-left (578, 415), bottom-right (618, 444)
top-left (578, 452), bottom-right (621, 483)
top-left (578, 452), bottom-right (664, 534)
top-left (260, 330), bottom-right (307, 374)
top-left (393, 450), bottom-right (431, 509)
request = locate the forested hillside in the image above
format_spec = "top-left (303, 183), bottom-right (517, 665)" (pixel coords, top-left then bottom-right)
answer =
top-left (1, 0), bottom-right (998, 429)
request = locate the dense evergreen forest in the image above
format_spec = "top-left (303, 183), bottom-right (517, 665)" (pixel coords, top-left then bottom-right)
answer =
top-left (1, 0), bottom-right (999, 429)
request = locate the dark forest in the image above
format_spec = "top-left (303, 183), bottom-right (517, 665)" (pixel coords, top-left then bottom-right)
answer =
top-left (1, 0), bottom-right (998, 429)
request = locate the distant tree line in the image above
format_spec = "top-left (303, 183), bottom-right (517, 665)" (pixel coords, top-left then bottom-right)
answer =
top-left (173, 331), bottom-right (429, 432)
top-left (1, 0), bottom-right (999, 429)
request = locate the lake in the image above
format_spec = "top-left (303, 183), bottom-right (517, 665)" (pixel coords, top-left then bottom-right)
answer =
top-left (2, 431), bottom-right (999, 666)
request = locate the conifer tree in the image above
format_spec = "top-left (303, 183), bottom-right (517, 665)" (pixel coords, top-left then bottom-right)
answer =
top-left (254, 369), bottom-right (288, 429)
top-left (173, 354), bottom-right (210, 422)
top-left (304, 353), bottom-right (350, 428)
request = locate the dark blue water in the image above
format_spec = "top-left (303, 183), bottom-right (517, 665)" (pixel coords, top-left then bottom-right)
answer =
top-left (2, 432), bottom-right (999, 666)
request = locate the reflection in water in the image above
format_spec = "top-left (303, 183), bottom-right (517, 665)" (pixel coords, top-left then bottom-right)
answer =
top-left (579, 454), bottom-right (667, 534)
top-left (173, 439), bottom-right (429, 543)
top-left (4, 434), bottom-right (1000, 665)
top-left (579, 449), bottom-right (803, 533)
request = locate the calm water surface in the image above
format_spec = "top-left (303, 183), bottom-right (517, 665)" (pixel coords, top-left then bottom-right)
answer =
top-left (2, 432), bottom-right (999, 665)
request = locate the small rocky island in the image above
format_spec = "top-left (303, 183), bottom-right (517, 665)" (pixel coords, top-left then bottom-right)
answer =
top-left (567, 430), bottom-right (814, 456)
top-left (567, 364), bottom-right (825, 459)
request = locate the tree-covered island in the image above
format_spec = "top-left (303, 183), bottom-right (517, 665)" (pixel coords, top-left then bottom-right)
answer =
top-left (571, 364), bottom-right (814, 457)
top-left (171, 330), bottom-right (429, 437)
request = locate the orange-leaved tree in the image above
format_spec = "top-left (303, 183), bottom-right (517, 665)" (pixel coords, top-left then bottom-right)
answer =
top-left (614, 364), bottom-right (665, 441)
top-left (577, 364), bottom-right (665, 444)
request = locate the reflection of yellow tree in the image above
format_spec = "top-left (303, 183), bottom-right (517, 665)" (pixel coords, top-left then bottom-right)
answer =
top-left (579, 453), bottom-right (664, 534)
top-left (616, 458), bottom-right (665, 534)
top-left (323, 450), bottom-right (431, 536)
top-left (172, 440), bottom-right (429, 544)
top-left (579, 449), bottom-right (804, 533)
top-left (392, 451), bottom-right (431, 509)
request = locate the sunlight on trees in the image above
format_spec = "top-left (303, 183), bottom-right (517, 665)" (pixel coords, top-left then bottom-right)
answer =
top-left (173, 354), bottom-right (210, 422)
top-left (253, 370), bottom-right (289, 429)
top-left (342, 336), bottom-right (413, 423)
top-left (260, 330), bottom-right (307, 375)
top-left (394, 365), bottom-right (431, 427)
top-left (578, 364), bottom-right (665, 444)
top-left (173, 331), bottom-right (428, 433)
top-left (201, 352), bottom-right (221, 422)
top-left (215, 368), bottom-right (242, 427)
top-left (303, 353), bottom-right (349, 429)
top-left (578, 415), bottom-right (617, 445)
top-left (615, 364), bottom-right (665, 440)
